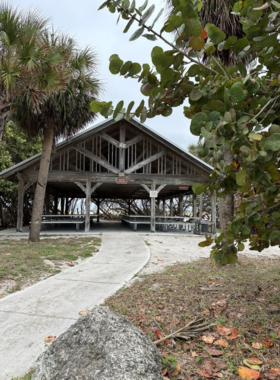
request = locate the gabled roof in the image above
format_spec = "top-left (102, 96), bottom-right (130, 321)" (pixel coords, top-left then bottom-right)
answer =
top-left (0, 118), bottom-right (213, 180)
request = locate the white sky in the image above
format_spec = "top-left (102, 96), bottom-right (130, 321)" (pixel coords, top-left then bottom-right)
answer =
top-left (18, 0), bottom-right (198, 149)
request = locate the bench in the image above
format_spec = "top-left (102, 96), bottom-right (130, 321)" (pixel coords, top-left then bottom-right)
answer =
top-left (122, 215), bottom-right (196, 232)
top-left (40, 214), bottom-right (98, 231)
top-left (41, 220), bottom-right (85, 231)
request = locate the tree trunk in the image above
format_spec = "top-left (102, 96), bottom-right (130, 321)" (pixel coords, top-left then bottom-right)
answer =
top-left (29, 125), bottom-right (54, 242)
top-left (221, 148), bottom-right (234, 233)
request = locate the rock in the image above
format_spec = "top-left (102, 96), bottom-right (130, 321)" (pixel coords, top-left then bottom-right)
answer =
top-left (32, 306), bottom-right (162, 380)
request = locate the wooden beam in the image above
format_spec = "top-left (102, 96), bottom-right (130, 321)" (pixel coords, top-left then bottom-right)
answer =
top-left (211, 191), bottom-right (217, 234)
top-left (91, 182), bottom-right (102, 194)
top-left (199, 193), bottom-right (203, 218)
top-left (75, 182), bottom-right (86, 193)
top-left (17, 178), bottom-right (24, 232)
top-left (193, 193), bottom-right (197, 217)
top-left (179, 193), bottom-right (183, 217)
top-left (156, 184), bottom-right (166, 194)
top-left (141, 184), bottom-right (151, 194)
top-left (119, 125), bottom-right (126, 172)
top-left (22, 170), bottom-right (210, 185)
top-left (150, 183), bottom-right (156, 233)
top-left (85, 181), bottom-right (91, 232)
top-left (100, 133), bottom-right (120, 148)
top-left (74, 145), bottom-right (120, 174)
top-left (125, 134), bottom-right (143, 148)
top-left (125, 150), bottom-right (165, 174)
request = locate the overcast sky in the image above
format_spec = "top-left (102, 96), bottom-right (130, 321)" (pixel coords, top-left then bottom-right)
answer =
top-left (18, 0), bottom-right (198, 150)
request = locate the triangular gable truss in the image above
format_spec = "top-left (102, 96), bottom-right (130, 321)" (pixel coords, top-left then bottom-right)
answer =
top-left (44, 122), bottom-right (206, 178)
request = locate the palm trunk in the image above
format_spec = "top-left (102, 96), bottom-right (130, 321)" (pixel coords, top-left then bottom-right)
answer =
top-left (29, 124), bottom-right (54, 242)
top-left (221, 147), bottom-right (234, 233)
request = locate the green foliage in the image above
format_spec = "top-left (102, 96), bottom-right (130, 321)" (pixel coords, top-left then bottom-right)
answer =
top-left (96, 0), bottom-right (280, 264)
top-left (0, 122), bottom-right (42, 227)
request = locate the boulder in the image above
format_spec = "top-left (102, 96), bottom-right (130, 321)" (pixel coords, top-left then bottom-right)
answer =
top-left (32, 307), bottom-right (162, 380)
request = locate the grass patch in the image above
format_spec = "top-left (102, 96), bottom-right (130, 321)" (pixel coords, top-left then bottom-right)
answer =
top-left (104, 256), bottom-right (280, 379)
top-left (11, 370), bottom-right (33, 380)
top-left (0, 237), bottom-right (101, 295)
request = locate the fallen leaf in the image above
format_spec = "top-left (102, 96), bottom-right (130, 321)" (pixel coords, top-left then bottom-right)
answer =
top-left (212, 300), bottom-right (226, 307)
top-left (79, 310), bottom-right (89, 316)
top-left (157, 259), bottom-right (164, 262)
top-left (227, 327), bottom-right (239, 339)
top-left (269, 368), bottom-right (280, 375)
top-left (263, 338), bottom-right (273, 349)
top-left (243, 359), bottom-right (261, 370)
top-left (191, 351), bottom-right (198, 357)
top-left (214, 339), bottom-right (228, 347)
top-left (170, 363), bottom-right (180, 377)
top-left (203, 310), bottom-right (210, 315)
top-left (44, 336), bottom-right (56, 343)
top-left (200, 369), bottom-right (212, 378)
top-left (208, 349), bottom-right (223, 357)
top-left (202, 335), bottom-right (215, 344)
top-left (217, 325), bottom-right (231, 336)
top-left (155, 329), bottom-right (162, 339)
top-left (209, 280), bottom-right (216, 284)
top-left (246, 358), bottom-right (262, 365)
top-left (67, 261), bottom-right (74, 266)
top-left (165, 339), bottom-right (171, 345)
top-left (238, 366), bottom-right (260, 379)
top-left (156, 316), bottom-right (164, 323)
top-left (162, 368), bottom-right (168, 375)
top-left (0, 295), bottom-right (4, 299)
top-left (252, 342), bottom-right (263, 350)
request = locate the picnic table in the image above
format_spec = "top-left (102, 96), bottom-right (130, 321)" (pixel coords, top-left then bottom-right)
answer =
top-left (122, 215), bottom-right (197, 232)
top-left (41, 214), bottom-right (98, 231)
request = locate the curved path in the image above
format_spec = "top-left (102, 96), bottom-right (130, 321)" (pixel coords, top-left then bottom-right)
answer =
top-left (0, 233), bottom-right (150, 380)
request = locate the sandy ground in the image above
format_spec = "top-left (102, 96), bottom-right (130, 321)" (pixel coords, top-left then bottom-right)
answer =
top-left (137, 234), bottom-right (280, 277)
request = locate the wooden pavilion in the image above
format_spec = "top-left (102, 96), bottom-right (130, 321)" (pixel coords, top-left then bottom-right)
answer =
top-left (0, 118), bottom-right (215, 233)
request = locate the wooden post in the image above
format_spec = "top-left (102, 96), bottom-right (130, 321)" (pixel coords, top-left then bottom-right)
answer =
top-left (211, 191), bottom-right (217, 234)
top-left (45, 188), bottom-right (50, 215)
top-left (61, 197), bottom-right (65, 215)
top-left (163, 198), bottom-right (166, 216)
top-left (128, 199), bottom-right (131, 215)
top-left (85, 181), bottom-right (91, 232)
top-left (54, 192), bottom-right (58, 215)
top-left (65, 197), bottom-right (69, 215)
top-left (170, 197), bottom-right (173, 216)
top-left (199, 193), bottom-right (203, 218)
top-left (193, 193), bottom-right (197, 217)
top-left (150, 183), bottom-right (156, 233)
top-left (119, 125), bottom-right (126, 172)
top-left (179, 193), bottom-right (183, 217)
top-left (17, 178), bottom-right (24, 232)
top-left (97, 198), bottom-right (100, 222)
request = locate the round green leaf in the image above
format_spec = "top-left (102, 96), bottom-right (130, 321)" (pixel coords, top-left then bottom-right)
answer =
top-left (190, 87), bottom-right (203, 101)
top-left (264, 133), bottom-right (280, 151)
top-left (224, 36), bottom-right (237, 50)
top-left (189, 37), bottom-right (205, 50)
top-left (205, 42), bottom-right (216, 56)
top-left (185, 18), bottom-right (202, 37)
top-left (230, 86), bottom-right (245, 103)
top-left (236, 167), bottom-right (247, 186)
top-left (109, 58), bottom-right (124, 75)
top-left (190, 112), bottom-right (208, 136)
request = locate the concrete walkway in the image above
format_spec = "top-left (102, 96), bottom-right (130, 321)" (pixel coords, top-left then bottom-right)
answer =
top-left (0, 233), bottom-right (150, 380)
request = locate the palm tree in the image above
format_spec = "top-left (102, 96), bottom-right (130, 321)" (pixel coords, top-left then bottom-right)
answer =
top-left (14, 33), bottom-right (102, 242)
top-left (0, 4), bottom-right (66, 144)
